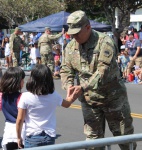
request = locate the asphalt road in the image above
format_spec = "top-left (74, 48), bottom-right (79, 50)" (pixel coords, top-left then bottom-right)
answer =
top-left (0, 72), bottom-right (142, 150)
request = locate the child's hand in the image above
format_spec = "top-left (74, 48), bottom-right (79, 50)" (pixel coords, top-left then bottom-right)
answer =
top-left (17, 137), bottom-right (24, 149)
top-left (67, 85), bottom-right (83, 102)
top-left (67, 86), bottom-right (75, 97)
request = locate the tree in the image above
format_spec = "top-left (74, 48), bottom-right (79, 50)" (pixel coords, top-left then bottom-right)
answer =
top-left (0, 0), bottom-right (66, 28)
top-left (65, 0), bottom-right (142, 45)
top-left (0, 16), bottom-right (9, 29)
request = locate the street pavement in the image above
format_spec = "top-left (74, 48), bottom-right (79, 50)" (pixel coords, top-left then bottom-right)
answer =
top-left (0, 65), bottom-right (142, 149)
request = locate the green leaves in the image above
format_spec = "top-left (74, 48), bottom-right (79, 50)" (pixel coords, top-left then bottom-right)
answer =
top-left (0, 0), bottom-right (66, 27)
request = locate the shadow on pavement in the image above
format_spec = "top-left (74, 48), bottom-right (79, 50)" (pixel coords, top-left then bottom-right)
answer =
top-left (55, 134), bottom-right (61, 139)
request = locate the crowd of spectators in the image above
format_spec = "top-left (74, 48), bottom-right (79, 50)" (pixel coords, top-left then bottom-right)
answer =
top-left (1, 25), bottom-right (142, 83)
top-left (0, 27), bottom-right (71, 78)
top-left (118, 25), bottom-right (142, 84)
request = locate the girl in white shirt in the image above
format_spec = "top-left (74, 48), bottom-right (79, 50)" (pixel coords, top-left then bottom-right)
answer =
top-left (16, 64), bottom-right (78, 149)
top-left (29, 42), bottom-right (41, 69)
top-left (2, 37), bottom-right (12, 68)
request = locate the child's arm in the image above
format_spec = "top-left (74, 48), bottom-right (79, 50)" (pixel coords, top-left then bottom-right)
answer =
top-left (117, 55), bottom-right (121, 64)
top-left (1, 39), bottom-right (4, 48)
top-left (62, 97), bottom-right (75, 108)
top-left (16, 108), bottom-right (26, 149)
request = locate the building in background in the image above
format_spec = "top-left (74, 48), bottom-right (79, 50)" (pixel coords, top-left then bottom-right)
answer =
top-left (115, 8), bottom-right (142, 31)
top-left (130, 8), bottom-right (142, 31)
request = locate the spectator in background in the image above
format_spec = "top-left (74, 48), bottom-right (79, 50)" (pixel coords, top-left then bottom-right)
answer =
top-left (117, 45), bottom-right (125, 77)
top-left (53, 44), bottom-right (61, 79)
top-left (125, 26), bottom-right (139, 40)
top-left (32, 33), bottom-right (38, 44)
top-left (29, 33), bottom-right (34, 44)
top-left (29, 41), bottom-right (41, 70)
top-left (19, 44), bottom-right (25, 66)
top-left (120, 35), bottom-right (127, 46)
top-left (53, 60), bottom-right (61, 78)
top-left (118, 49), bottom-right (130, 81)
top-left (133, 67), bottom-right (142, 84)
top-left (53, 45), bottom-right (61, 62)
top-left (2, 37), bottom-right (12, 68)
top-left (0, 29), bottom-right (5, 58)
top-left (138, 25), bottom-right (142, 44)
top-left (0, 29), bottom-right (4, 44)
top-left (125, 32), bottom-right (142, 76)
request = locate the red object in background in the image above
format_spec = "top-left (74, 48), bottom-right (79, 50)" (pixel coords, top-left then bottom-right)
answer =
top-left (65, 33), bottom-right (70, 39)
top-left (128, 73), bottom-right (134, 82)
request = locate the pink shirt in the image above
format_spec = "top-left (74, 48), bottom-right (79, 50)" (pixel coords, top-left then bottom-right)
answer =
top-left (54, 54), bottom-right (60, 61)
top-left (125, 33), bottom-right (139, 40)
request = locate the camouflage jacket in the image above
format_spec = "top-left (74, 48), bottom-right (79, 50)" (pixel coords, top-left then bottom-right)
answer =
top-left (60, 30), bottom-right (127, 105)
top-left (38, 32), bottom-right (62, 54)
top-left (9, 33), bottom-right (24, 52)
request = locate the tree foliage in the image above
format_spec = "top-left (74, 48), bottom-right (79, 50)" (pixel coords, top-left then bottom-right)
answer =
top-left (0, 0), bottom-right (66, 28)
top-left (65, 0), bottom-right (142, 44)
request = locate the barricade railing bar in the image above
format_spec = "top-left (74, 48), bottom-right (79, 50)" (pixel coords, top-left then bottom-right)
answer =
top-left (22, 133), bottom-right (142, 150)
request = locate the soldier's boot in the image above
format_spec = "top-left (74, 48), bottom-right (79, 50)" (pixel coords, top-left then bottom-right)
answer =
top-left (119, 142), bottom-right (137, 150)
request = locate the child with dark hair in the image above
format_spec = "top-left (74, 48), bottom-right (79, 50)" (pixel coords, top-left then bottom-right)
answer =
top-left (0, 67), bottom-right (25, 150)
top-left (16, 64), bottom-right (78, 149)
top-left (2, 37), bottom-right (12, 67)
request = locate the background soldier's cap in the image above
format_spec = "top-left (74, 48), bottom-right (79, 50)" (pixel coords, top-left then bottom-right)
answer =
top-left (15, 27), bottom-right (21, 31)
top-left (67, 10), bottom-right (89, 35)
top-left (45, 27), bottom-right (51, 31)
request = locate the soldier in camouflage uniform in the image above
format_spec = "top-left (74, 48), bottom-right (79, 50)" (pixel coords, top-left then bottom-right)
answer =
top-left (38, 27), bottom-right (63, 73)
top-left (60, 10), bottom-right (136, 150)
top-left (9, 27), bottom-right (24, 67)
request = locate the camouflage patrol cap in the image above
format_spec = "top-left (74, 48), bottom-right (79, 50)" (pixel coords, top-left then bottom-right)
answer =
top-left (15, 27), bottom-right (21, 31)
top-left (45, 27), bottom-right (51, 31)
top-left (67, 10), bottom-right (89, 35)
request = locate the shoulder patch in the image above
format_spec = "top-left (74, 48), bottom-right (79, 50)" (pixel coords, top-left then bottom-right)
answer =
top-left (104, 50), bottom-right (111, 57)
top-left (98, 48), bottom-right (113, 64)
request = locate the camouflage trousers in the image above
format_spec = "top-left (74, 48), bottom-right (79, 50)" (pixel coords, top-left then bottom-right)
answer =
top-left (81, 95), bottom-right (137, 150)
top-left (12, 52), bottom-right (20, 67)
top-left (40, 52), bottom-right (54, 73)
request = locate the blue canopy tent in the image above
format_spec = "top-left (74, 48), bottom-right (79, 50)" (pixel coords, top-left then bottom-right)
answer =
top-left (19, 11), bottom-right (70, 32)
top-left (19, 11), bottom-right (111, 32)
top-left (90, 20), bottom-right (112, 32)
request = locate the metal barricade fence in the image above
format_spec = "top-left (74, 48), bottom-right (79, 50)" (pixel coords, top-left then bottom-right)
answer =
top-left (23, 133), bottom-right (142, 150)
